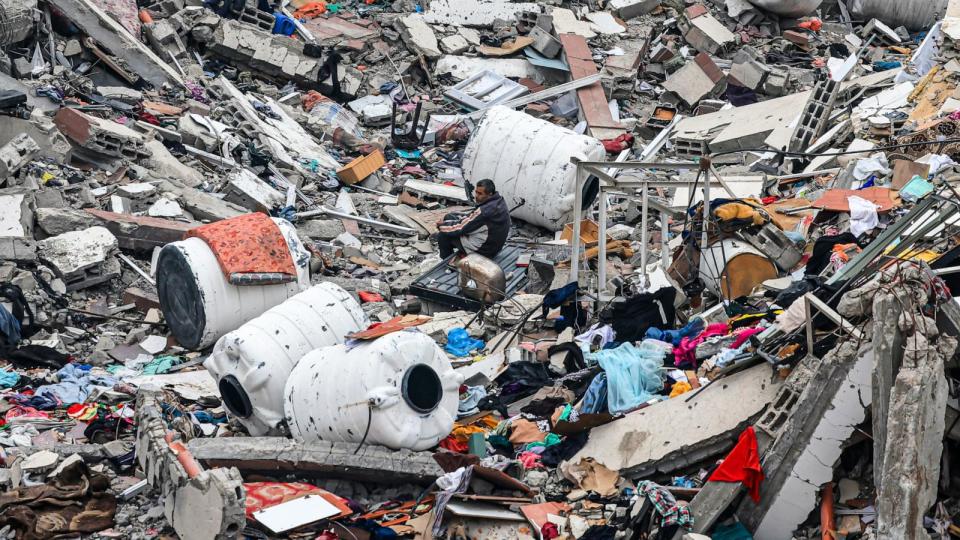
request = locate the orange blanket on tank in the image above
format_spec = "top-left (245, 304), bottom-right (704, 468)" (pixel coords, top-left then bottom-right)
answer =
top-left (185, 212), bottom-right (296, 285)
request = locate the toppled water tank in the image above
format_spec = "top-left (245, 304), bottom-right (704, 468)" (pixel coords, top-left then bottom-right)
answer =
top-left (156, 218), bottom-right (310, 350)
top-left (849, 0), bottom-right (948, 31)
top-left (205, 282), bottom-right (369, 436)
top-left (284, 331), bottom-right (463, 451)
top-left (461, 106), bottom-right (606, 231)
top-left (745, 0), bottom-right (821, 17)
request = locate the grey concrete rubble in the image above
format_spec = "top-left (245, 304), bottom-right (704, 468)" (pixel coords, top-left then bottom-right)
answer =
top-left (3, 0), bottom-right (960, 537)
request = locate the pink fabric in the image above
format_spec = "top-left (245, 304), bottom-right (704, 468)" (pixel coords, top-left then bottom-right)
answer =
top-left (519, 451), bottom-right (544, 469)
top-left (731, 326), bottom-right (764, 349)
top-left (674, 323), bottom-right (729, 367)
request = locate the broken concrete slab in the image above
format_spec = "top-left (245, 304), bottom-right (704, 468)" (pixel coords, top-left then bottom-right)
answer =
top-left (85, 209), bottom-right (196, 252)
top-left (662, 52), bottom-right (726, 107)
top-left (572, 364), bottom-right (781, 478)
top-left (435, 56), bottom-right (544, 82)
top-left (54, 108), bottom-right (151, 160)
top-left (0, 133), bottom-right (39, 180)
top-left (737, 341), bottom-right (872, 538)
top-left (585, 12), bottom-right (626, 35)
top-left (186, 437), bottom-right (445, 484)
top-left (210, 18), bottom-right (322, 87)
top-left (49, 0), bottom-right (183, 88)
top-left (440, 34), bottom-right (470, 55)
top-left (423, 0), bottom-right (541, 27)
top-left (551, 8), bottom-right (596, 38)
top-left (223, 169), bottom-right (285, 213)
top-left (397, 14), bottom-right (442, 59)
top-left (0, 193), bottom-right (33, 239)
top-left (35, 207), bottom-right (101, 237)
top-left (610, 0), bottom-right (661, 20)
top-left (37, 226), bottom-right (117, 279)
top-left (685, 13), bottom-right (737, 54)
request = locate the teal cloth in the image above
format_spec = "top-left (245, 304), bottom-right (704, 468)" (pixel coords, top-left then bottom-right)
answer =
top-left (0, 368), bottom-right (19, 388)
top-left (143, 355), bottom-right (181, 375)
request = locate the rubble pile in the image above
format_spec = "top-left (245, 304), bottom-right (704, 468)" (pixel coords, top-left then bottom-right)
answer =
top-left (3, 0), bottom-right (960, 537)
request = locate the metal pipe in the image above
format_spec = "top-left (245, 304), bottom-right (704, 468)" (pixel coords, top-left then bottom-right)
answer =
top-left (298, 207), bottom-right (416, 235)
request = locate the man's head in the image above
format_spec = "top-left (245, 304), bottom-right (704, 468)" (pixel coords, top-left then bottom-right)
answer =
top-left (475, 179), bottom-right (496, 204)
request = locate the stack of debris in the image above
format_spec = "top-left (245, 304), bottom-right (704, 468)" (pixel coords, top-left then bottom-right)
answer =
top-left (3, 0), bottom-right (960, 537)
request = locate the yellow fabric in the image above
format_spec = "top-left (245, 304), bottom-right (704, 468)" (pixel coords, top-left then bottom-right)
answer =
top-left (669, 381), bottom-right (693, 398)
top-left (713, 202), bottom-right (766, 225)
top-left (449, 415), bottom-right (499, 442)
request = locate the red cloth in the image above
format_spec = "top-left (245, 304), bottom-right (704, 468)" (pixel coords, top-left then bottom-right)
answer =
top-left (602, 133), bottom-right (634, 153)
top-left (186, 213), bottom-right (296, 282)
top-left (541, 522), bottom-right (560, 540)
top-left (708, 426), bottom-right (764, 502)
top-left (358, 291), bottom-right (384, 303)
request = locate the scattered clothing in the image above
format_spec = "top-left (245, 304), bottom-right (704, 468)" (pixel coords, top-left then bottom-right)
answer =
top-left (590, 342), bottom-right (665, 414)
top-left (637, 480), bottom-right (694, 530)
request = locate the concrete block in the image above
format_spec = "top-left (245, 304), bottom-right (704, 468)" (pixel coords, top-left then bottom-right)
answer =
top-left (398, 14), bottom-right (441, 58)
top-left (96, 86), bottom-right (143, 103)
top-left (0, 133), bottom-right (39, 178)
top-left (54, 108), bottom-right (151, 159)
top-left (37, 226), bottom-right (117, 279)
top-left (610, 0), bottom-right (660, 19)
top-left (117, 182), bottom-right (157, 199)
top-left (0, 237), bottom-right (37, 262)
top-left (730, 56), bottom-right (770, 89)
top-left (529, 25), bottom-right (561, 58)
top-left (458, 27), bottom-right (481, 45)
top-left (685, 13), bottom-right (736, 54)
top-left (440, 34), bottom-right (470, 54)
top-left (222, 169), bottom-right (284, 213)
top-left (35, 207), bottom-right (101, 237)
top-left (662, 53), bottom-right (725, 106)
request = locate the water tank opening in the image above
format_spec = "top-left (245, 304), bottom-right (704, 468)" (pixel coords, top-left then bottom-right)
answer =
top-left (219, 375), bottom-right (254, 418)
top-left (581, 175), bottom-right (600, 211)
top-left (156, 246), bottom-right (205, 350)
top-left (401, 363), bottom-right (443, 413)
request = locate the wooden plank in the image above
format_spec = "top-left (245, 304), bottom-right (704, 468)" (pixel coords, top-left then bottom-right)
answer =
top-left (559, 33), bottom-right (624, 138)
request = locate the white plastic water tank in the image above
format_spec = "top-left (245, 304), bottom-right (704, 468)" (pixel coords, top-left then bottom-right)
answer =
top-left (156, 218), bottom-right (310, 350)
top-left (284, 331), bottom-right (463, 451)
top-left (204, 282), bottom-right (370, 436)
top-left (461, 105), bottom-right (606, 231)
top-left (745, 0), bottom-right (821, 17)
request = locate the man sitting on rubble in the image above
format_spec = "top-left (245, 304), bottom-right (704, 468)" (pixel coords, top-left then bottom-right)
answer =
top-left (436, 179), bottom-right (511, 260)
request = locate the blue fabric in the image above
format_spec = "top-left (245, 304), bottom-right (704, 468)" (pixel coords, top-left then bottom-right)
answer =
top-left (272, 13), bottom-right (296, 35)
top-left (872, 60), bottom-right (902, 71)
top-left (36, 364), bottom-right (118, 404)
top-left (445, 328), bottom-right (484, 357)
top-left (0, 304), bottom-right (21, 345)
top-left (580, 372), bottom-right (608, 414)
top-left (589, 342), bottom-right (665, 414)
top-left (645, 318), bottom-right (705, 346)
top-left (0, 368), bottom-right (19, 389)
